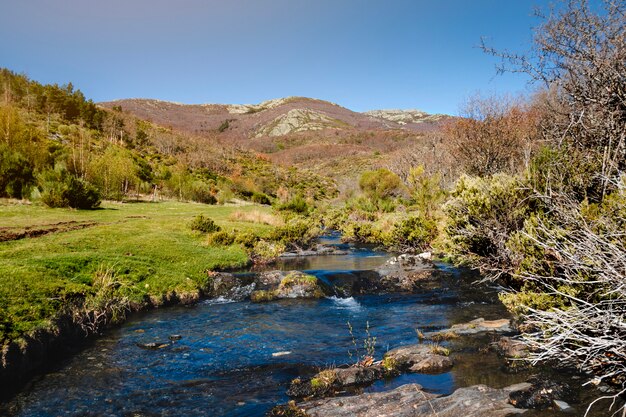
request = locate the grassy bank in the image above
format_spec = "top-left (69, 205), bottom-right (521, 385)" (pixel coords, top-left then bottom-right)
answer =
top-left (0, 200), bottom-right (275, 343)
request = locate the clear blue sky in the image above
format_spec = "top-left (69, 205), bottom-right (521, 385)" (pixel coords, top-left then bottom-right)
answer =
top-left (0, 0), bottom-right (546, 115)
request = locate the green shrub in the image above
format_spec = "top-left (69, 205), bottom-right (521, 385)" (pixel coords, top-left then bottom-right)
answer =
top-left (234, 232), bottom-right (259, 248)
top-left (359, 168), bottom-right (402, 200)
top-left (189, 215), bottom-right (221, 233)
top-left (270, 218), bottom-right (320, 248)
top-left (389, 214), bottom-right (438, 252)
top-left (251, 192), bottom-right (271, 205)
top-left (251, 239), bottom-right (286, 261)
top-left (207, 230), bottom-right (236, 246)
top-left (443, 174), bottom-right (532, 267)
top-left (40, 170), bottom-right (101, 209)
top-left (276, 195), bottom-right (310, 215)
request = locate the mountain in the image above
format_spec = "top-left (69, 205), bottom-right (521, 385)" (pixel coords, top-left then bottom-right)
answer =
top-left (99, 97), bottom-right (449, 140)
top-left (99, 97), bottom-right (453, 187)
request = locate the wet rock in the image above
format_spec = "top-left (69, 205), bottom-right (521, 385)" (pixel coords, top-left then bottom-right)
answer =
top-left (286, 383), bottom-right (527, 416)
top-left (136, 342), bottom-right (169, 350)
top-left (426, 318), bottom-right (513, 340)
top-left (553, 399), bottom-right (572, 411)
top-left (508, 377), bottom-right (573, 409)
top-left (251, 272), bottom-right (326, 302)
top-left (494, 336), bottom-right (529, 359)
top-left (206, 272), bottom-right (255, 300)
top-left (374, 254), bottom-right (450, 293)
top-left (287, 365), bottom-right (388, 399)
top-left (383, 343), bottom-right (453, 374)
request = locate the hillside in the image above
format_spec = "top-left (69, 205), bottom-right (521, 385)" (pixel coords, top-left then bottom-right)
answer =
top-left (99, 97), bottom-right (453, 188)
top-left (99, 97), bottom-right (449, 139)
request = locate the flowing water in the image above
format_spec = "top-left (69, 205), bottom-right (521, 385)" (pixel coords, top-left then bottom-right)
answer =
top-left (1, 235), bottom-right (610, 416)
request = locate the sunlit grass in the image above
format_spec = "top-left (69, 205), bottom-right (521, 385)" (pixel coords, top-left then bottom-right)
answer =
top-left (0, 200), bottom-right (274, 342)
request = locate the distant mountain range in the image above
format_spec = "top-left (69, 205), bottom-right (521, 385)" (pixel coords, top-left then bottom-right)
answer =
top-left (99, 96), bottom-right (451, 139)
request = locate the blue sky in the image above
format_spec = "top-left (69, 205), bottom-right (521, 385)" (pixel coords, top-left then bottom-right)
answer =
top-left (0, 1), bottom-right (545, 115)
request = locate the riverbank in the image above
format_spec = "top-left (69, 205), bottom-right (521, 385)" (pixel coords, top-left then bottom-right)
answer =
top-left (0, 200), bottom-right (278, 395)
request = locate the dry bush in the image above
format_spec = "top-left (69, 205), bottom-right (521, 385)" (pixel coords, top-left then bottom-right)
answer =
top-left (228, 210), bottom-right (284, 227)
top-left (443, 94), bottom-right (541, 177)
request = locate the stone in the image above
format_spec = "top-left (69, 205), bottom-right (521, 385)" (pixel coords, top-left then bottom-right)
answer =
top-left (290, 383), bottom-right (527, 417)
top-left (495, 336), bottom-right (529, 359)
top-left (383, 343), bottom-right (453, 374)
top-left (426, 318), bottom-right (513, 340)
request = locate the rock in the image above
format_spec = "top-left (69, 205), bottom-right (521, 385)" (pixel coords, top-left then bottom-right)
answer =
top-left (383, 343), bottom-right (453, 374)
top-left (251, 272), bottom-right (326, 302)
top-left (288, 383), bottom-right (527, 417)
top-left (553, 399), bottom-right (572, 411)
top-left (206, 272), bottom-right (255, 300)
top-left (494, 336), bottom-right (529, 359)
top-left (136, 342), bottom-right (169, 350)
top-left (426, 318), bottom-right (513, 340)
top-left (168, 335), bottom-right (182, 341)
top-left (417, 251), bottom-right (432, 260)
top-left (508, 377), bottom-right (573, 409)
top-left (374, 254), bottom-right (450, 293)
top-left (287, 365), bottom-right (388, 399)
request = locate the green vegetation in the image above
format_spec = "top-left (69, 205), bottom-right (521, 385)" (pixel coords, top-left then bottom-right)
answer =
top-left (189, 214), bottom-right (221, 233)
top-left (0, 201), bottom-right (274, 343)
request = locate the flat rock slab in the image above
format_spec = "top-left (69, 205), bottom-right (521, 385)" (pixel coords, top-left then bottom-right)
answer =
top-left (426, 318), bottom-right (512, 340)
top-left (295, 383), bottom-right (527, 417)
top-left (384, 344), bottom-right (453, 374)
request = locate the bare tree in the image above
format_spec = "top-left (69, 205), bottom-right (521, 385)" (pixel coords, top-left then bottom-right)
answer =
top-left (483, 0), bottom-right (626, 197)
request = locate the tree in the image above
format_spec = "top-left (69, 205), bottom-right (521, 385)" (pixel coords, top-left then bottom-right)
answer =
top-left (483, 0), bottom-right (626, 199)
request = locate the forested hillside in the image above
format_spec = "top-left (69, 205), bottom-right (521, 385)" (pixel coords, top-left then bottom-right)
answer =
top-left (0, 69), bottom-right (336, 209)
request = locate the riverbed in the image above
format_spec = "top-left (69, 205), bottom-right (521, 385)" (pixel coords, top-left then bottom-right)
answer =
top-left (1, 236), bottom-right (609, 416)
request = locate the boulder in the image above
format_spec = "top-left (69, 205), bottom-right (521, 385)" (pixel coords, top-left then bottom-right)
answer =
top-left (383, 343), bottom-right (453, 374)
top-left (279, 383), bottom-right (528, 417)
top-left (206, 272), bottom-right (255, 300)
top-left (251, 272), bottom-right (326, 302)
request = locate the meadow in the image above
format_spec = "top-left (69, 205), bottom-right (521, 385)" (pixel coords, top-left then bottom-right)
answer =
top-left (0, 200), bottom-right (274, 342)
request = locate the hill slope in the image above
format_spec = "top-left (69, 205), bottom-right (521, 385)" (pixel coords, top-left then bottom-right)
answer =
top-left (99, 97), bottom-right (449, 139)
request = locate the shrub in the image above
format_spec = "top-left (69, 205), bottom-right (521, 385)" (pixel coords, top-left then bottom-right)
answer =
top-left (189, 215), bottom-right (221, 233)
top-left (40, 170), bottom-right (101, 209)
top-left (207, 230), bottom-right (236, 246)
top-left (251, 239), bottom-right (286, 262)
top-left (270, 218), bottom-right (320, 248)
top-left (0, 144), bottom-right (35, 199)
top-left (389, 214), bottom-right (438, 252)
top-left (443, 174), bottom-right (533, 273)
top-left (359, 169), bottom-right (402, 200)
top-left (276, 195), bottom-right (310, 215)
top-left (251, 192), bottom-right (271, 205)
top-left (234, 232), bottom-right (259, 248)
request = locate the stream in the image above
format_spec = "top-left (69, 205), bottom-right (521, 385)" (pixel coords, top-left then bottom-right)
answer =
top-left (1, 235), bottom-right (609, 416)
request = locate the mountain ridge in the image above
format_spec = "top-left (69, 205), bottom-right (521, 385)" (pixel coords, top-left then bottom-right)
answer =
top-left (99, 96), bottom-right (451, 139)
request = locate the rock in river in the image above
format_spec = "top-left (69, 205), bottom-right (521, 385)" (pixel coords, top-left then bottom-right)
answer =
top-left (273, 383), bottom-right (528, 417)
top-left (383, 343), bottom-right (454, 373)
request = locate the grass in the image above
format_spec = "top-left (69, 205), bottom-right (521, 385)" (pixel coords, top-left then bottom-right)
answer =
top-left (0, 200), bottom-right (276, 343)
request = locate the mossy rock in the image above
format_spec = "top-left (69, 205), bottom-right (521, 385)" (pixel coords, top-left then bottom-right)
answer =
top-left (250, 289), bottom-right (278, 302)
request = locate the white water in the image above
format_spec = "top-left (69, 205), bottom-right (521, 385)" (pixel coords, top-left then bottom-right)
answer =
top-left (327, 296), bottom-right (363, 311)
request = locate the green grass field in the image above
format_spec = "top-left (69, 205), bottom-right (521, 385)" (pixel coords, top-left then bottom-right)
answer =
top-left (0, 200), bottom-right (275, 342)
